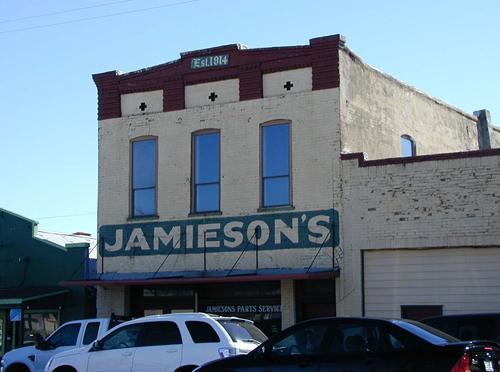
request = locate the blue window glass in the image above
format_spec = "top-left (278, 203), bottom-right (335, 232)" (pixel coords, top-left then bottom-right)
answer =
top-left (132, 138), bottom-right (156, 216)
top-left (194, 131), bottom-right (220, 212)
top-left (401, 135), bottom-right (416, 157)
top-left (262, 123), bottom-right (290, 207)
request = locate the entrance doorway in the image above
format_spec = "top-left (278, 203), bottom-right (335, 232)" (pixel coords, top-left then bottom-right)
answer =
top-left (295, 279), bottom-right (336, 322)
top-left (0, 310), bottom-right (15, 356)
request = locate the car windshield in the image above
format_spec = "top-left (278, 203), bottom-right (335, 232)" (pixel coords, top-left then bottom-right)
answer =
top-left (217, 319), bottom-right (268, 343)
top-left (393, 319), bottom-right (460, 345)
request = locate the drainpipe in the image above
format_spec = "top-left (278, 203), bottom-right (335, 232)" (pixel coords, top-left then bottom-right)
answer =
top-left (473, 109), bottom-right (492, 150)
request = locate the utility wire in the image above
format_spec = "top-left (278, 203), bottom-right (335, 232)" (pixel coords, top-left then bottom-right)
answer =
top-left (35, 212), bottom-right (96, 220)
top-left (0, 0), bottom-right (137, 24)
top-left (0, 0), bottom-right (200, 35)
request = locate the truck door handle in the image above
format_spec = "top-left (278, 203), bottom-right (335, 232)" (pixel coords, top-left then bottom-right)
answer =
top-left (122, 351), bottom-right (133, 356)
top-left (166, 349), bottom-right (178, 353)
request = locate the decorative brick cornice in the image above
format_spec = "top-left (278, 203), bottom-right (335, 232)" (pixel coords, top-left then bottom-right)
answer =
top-left (93, 34), bottom-right (345, 120)
top-left (92, 71), bottom-right (121, 120)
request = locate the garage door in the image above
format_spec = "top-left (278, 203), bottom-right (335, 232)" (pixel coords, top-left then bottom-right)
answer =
top-left (363, 247), bottom-right (500, 318)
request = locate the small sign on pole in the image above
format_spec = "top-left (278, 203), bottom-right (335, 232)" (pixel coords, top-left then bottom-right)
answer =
top-left (10, 308), bottom-right (22, 322)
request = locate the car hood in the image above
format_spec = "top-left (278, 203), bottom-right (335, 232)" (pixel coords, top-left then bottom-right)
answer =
top-left (197, 353), bottom-right (249, 369)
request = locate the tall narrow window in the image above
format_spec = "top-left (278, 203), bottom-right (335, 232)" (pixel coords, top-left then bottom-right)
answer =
top-left (261, 123), bottom-right (290, 207)
top-left (193, 130), bottom-right (220, 213)
top-left (401, 135), bottom-right (416, 157)
top-left (131, 138), bottom-right (157, 217)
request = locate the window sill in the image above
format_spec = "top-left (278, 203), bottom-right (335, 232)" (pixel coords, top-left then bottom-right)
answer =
top-left (127, 214), bottom-right (160, 222)
top-left (257, 205), bottom-right (295, 213)
top-left (188, 211), bottom-right (222, 218)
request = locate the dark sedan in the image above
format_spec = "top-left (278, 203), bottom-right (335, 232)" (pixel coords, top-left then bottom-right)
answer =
top-left (194, 317), bottom-right (500, 372)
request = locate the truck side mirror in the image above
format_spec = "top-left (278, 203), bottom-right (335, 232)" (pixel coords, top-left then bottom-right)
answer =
top-left (33, 333), bottom-right (43, 345)
top-left (35, 340), bottom-right (54, 351)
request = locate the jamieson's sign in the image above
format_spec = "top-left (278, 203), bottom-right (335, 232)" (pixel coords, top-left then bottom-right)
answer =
top-left (99, 209), bottom-right (338, 257)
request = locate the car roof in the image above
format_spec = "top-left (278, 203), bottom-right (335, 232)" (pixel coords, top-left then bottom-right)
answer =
top-left (119, 312), bottom-right (253, 325)
top-left (422, 313), bottom-right (500, 321)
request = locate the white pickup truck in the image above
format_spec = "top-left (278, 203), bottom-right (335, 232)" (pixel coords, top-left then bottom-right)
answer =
top-left (1, 315), bottom-right (128, 372)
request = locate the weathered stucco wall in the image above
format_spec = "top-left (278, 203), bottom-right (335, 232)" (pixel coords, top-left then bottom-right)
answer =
top-left (339, 48), bottom-right (479, 159)
top-left (336, 151), bottom-right (500, 316)
top-left (490, 126), bottom-right (500, 148)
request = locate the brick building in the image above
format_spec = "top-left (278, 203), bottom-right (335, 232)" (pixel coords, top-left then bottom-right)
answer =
top-left (74, 34), bottom-right (500, 334)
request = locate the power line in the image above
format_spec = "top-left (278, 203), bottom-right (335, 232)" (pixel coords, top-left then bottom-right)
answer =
top-left (0, 0), bottom-right (200, 35)
top-left (0, 0), bottom-right (137, 24)
top-left (35, 212), bottom-right (96, 220)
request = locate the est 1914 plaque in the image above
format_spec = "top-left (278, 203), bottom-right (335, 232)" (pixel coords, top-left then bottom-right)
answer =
top-left (191, 54), bottom-right (229, 69)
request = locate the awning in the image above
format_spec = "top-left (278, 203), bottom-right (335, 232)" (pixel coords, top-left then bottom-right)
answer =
top-left (0, 287), bottom-right (70, 306)
top-left (60, 268), bottom-right (340, 287)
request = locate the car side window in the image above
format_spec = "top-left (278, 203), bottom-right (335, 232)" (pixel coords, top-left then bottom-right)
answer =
top-left (47, 323), bottom-right (81, 348)
top-left (82, 322), bottom-right (100, 345)
top-left (99, 324), bottom-right (141, 350)
top-left (330, 322), bottom-right (393, 353)
top-left (271, 322), bottom-right (328, 356)
top-left (186, 321), bottom-right (220, 343)
top-left (137, 321), bottom-right (182, 346)
top-left (388, 333), bottom-right (405, 350)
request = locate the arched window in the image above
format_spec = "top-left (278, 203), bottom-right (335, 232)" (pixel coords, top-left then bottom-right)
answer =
top-left (261, 121), bottom-right (291, 207)
top-left (401, 135), bottom-right (416, 157)
top-left (131, 136), bottom-right (157, 217)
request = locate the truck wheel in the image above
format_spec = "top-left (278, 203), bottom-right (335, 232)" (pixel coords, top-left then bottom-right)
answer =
top-left (5, 363), bottom-right (30, 372)
top-left (5, 364), bottom-right (29, 372)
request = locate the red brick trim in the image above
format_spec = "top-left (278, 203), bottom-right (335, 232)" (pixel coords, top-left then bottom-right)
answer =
top-left (341, 148), bottom-right (500, 167)
top-left (93, 34), bottom-right (345, 120)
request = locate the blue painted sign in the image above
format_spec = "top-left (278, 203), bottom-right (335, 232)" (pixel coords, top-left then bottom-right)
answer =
top-left (191, 54), bottom-right (229, 69)
top-left (99, 209), bottom-right (338, 257)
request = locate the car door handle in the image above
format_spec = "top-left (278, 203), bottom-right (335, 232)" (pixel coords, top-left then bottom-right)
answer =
top-left (166, 349), bottom-right (178, 353)
top-left (122, 351), bottom-right (133, 356)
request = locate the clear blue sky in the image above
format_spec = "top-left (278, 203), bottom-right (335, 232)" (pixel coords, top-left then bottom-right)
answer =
top-left (1, 0), bottom-right (498, 237)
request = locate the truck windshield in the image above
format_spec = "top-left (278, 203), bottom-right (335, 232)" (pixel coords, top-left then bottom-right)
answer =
top-left (217, 319), bottom-right (268, 343)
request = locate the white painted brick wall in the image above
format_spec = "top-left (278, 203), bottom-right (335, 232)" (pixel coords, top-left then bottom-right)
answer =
top-left (335, 153), bottom-right (500, 315)
top-left (263, 68), bottom-right (312, 97)
top-left (96, 285), bottom-right (129, 317)
top-left (98, 89), bottom-right (341, 275)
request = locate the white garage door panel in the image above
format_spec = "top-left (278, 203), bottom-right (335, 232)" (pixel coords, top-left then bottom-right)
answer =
top-left (364, 248), bottom-right (500, 318)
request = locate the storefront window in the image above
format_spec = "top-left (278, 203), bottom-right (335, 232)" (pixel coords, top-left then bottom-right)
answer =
top-left (23, 311), bottom-right (59, 345)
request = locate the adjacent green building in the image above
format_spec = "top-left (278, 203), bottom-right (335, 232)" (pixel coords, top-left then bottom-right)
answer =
top-left (0, 208), bottom-right (96, 356)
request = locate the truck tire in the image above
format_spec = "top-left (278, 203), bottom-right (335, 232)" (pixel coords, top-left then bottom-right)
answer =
top-left (5, 364), bottom-right (30, 372)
